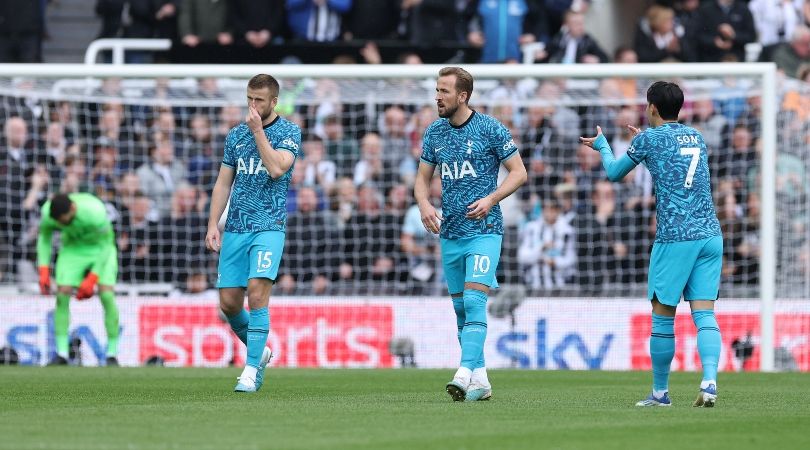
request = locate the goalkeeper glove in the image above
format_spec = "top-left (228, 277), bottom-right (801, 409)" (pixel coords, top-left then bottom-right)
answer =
top-left (76, 272), bottom-right (99, 300)
top-left (38, 266), bottom-right (51, 295)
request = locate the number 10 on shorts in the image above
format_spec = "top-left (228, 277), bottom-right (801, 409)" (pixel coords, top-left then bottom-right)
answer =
top-left (473, 254), bottom-right (491, 275)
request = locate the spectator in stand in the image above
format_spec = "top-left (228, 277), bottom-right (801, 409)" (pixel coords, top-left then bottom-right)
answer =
top-left (748, 0), bottom-right (805, 47)
top-left (570, 142), bottom-right (603, 212)
top-left (634, 4), bottom-right (695, 62)
top-left (137, 138), bottom-right (188, 219)
top-left (321, 114), bottom-right (359, 177)
top-left (465, 0), bottom-right (548, 63)
top-left (674, 0), bottom-right (701, 40)
top-left (179, 0), bottom-right (234, 48)
top-left (543, 10), bottom-right (608, 63)
top-left (60, 153), bottom-right (91, 194)
top-left (329, 176), bottom-right (356, 229)
top-left (117, 193), bottom-right (158, 282)
top-left (379, 105), bottom-right (410, 166)
top-left (301, 136), bottom-right (337, 191)
top-left (690, 97), bottom-right (730, 152)
top-left (342, 185), bottom-right (403, 285)
top-left (185, 114), bottom-right (219, 192)
top-left (155, 183), bottom-right (208, 285)
top-left (278, 186), bottom-right (337, 295)
top-left (96, 0), bottom-right (124, 39)
top-left (713, 124), bottom-right (756, 197)
top-left (229, 0), bottom-right (285, 49)
top-left (770, 25), bottom-right (810, 78)
top-left (518, 197), bottom-right (576, 291)
top-left (401, 0), bottom-right (462, 48)
top-left (0, 0), bottom-right (43, 62)
top-left (154, 1), bottom-right (180, 42)
top-left (401, 176), bottom-right (442, 293)
top-left (42, 122), bottom-right (68, 188)
top-left (694, 0), bottom-right (756, 62)
top-left (353, 132), bottom-right (395, 192)
top-left (151, 110), bottom-right (186, 157)
top-left (343, 0), bottom-right (400, 40)
top-left (286, 0), bottom-right (352, 42)
top-left (216, 104), bottom-right (243, 142)
top-left (544, 0), bottom-right (590, 36)
top-left (574, 180), bottom-right (630, 293)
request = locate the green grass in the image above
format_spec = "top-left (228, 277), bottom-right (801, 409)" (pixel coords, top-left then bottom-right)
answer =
top-left (1, 368), bottom-right (808, 450)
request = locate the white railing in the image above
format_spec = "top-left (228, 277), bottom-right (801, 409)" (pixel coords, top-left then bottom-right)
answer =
top-left (84, 38), bottom-right (172, 65)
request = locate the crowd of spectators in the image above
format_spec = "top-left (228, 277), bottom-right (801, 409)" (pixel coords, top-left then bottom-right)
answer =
top-left (1, 65), bottom-right (809, 296)
top-left (1, 0), bottom-right (810, 297)
top-left (1, 1), bottom-right (809, 68)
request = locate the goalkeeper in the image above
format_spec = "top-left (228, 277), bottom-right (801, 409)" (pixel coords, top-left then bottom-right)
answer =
top-left (37, 193), bottom-right (120, 366)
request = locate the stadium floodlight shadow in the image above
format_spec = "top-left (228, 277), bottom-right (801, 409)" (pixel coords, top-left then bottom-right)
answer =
top-left (488, 285), bottom-right (527, 368)
top-left (388, 337), bottom-right (416, 368)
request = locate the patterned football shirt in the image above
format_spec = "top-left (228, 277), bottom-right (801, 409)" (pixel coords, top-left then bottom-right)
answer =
top-left (221, 116), bottom-right (302, 233)
top-left (420, 111), bottom-right (518, 239)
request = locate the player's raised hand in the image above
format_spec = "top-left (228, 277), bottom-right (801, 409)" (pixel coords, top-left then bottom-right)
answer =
top-left (246, 104), bottom-right (263, 133)
top-left (466, 195), bottom-right (495, 220)
top-left (627, 125), bottom-right (641, 137)
top-left (579, 125), bottom-right (603, 149)
top-left (419, 202), bottom-right (443, 234)
top-left (206, 225), bottom-right (222, 253)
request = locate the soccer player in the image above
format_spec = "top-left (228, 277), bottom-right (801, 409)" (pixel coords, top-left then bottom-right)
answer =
top-left (415, 67), bottom-right (527, 402)
top-left (206, 74), bottom-right (301, 393)
top-left (37, 193), bottom-right (120, 366)
top-left (580, 81), bottom-right (723, 407)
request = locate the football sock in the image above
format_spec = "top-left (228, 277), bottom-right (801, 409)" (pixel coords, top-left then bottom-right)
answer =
top-left (692, 310), bottom-right (721, 384)
top-left (226, 308), bottom-right (249, 345)
top-left (452, 296), bottom-right (464, 350)
top-left (54, 293), bottom-right (71, 358)
top-left (460, 289), bottom-right (488, 370)
top-left (99, 291), bottom-right (119, 357)
top-left (650, 313), bottom-right (675, 393)
top-left (453, 366), bottom-right (472, 384)
top-left (472, 367), bottom-right (490, 387)
top-left (246, 307), bottom-right (269, 370)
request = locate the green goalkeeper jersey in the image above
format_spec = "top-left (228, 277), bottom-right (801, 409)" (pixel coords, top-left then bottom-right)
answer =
top-left (37, 193), bottom-right (115, 269)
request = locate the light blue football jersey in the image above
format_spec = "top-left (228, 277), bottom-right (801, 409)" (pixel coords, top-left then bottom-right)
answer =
top-left (627, 122), bottom-right (721, 243)
top-left (420, 111), bottom-right (518, 239)
top-left (221, 116), bottom-right (302, 233)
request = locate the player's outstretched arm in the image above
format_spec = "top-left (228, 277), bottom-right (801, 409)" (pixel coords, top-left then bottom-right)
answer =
top-left (414, 161), bottom-right (442, 234)
top-left (466, 153), bottom-right (527, 220)
top-left (206, 164), bottom-right (235, 252)
top-left (247, 106), bottom-right (295, 179)
top-left (580, 126), bottom-right (638, 182)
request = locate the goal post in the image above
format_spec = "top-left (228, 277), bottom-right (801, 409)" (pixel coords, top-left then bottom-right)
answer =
top-left (0, 62), bottom-right (780, 371)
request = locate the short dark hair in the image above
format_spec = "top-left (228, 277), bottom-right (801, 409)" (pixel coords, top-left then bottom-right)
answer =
top-left (247, 74), bottom-right (280, 97)
top-left (438, 67), bottom-right (474, 103)
top-left (50, 193), bottom-right (73, 220)
top-left (646, 81), bottom-right (684, 120)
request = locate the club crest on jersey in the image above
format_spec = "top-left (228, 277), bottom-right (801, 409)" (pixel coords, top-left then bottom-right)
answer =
top-left (236, 157), bottom-right (269, 175)
top-left (441, 160), bottom-right (477, 180)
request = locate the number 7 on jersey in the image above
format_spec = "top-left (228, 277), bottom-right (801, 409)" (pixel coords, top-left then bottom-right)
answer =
top-left (680, 147), bottom-right (700, 188)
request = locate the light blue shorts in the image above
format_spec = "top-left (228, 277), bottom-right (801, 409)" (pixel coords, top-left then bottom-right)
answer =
top-left (440, 234), bottom-right (502, 295)
top-left (217, 231), bottom-right (285, 288)
top-left (648, 235), bottom-right (723, 306)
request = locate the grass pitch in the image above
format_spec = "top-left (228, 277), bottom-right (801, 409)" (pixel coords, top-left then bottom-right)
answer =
top-left (1, 368), bottom-right (808, 450)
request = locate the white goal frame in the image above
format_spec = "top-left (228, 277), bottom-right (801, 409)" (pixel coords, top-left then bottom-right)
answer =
top-left (0, 62), bottom-right (778, 371)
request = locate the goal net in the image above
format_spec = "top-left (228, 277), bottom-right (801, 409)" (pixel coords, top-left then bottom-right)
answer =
top-left (0, 64), bottom-right (805, 371)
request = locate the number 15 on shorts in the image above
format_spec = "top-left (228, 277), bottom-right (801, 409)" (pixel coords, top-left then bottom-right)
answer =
top-left (256, 251), bottom-right (273, 274)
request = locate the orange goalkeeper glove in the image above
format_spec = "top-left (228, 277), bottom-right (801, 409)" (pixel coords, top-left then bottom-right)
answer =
top-left (76, 272), bottom-right (99, 300)
top-left (38, 266), bottom-right (51, 295)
